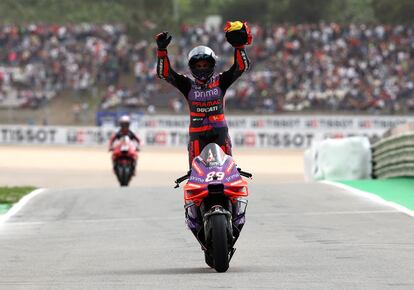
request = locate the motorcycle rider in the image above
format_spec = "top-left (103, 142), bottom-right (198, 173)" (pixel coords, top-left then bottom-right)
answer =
top-left (155, 21), bottom-right (252, 167)
top-left (109, 115), bottom-right (141, 150)
top-left (109, 115), bottom-right (141, 173)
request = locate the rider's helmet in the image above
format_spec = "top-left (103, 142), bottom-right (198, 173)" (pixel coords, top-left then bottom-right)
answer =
top-left (188, 46), bottom-right (217, 82)
top-left (119, 115), bottom-right (130, 132)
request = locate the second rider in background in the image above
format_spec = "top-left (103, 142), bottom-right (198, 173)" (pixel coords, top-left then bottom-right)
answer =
top-left (108, 115), bottom-right (141, 151)
top-left (155, 21), bottom-right (252, 167)
top-left (108, 115), bottom-right (141, 174)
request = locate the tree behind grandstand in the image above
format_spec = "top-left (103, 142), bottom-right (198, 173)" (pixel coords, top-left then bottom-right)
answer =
top-left (0, 0), bottom-right (413, 36)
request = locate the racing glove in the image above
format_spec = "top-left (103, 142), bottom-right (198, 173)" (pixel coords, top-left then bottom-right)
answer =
top-left (155, 31), bottom-right (172, 50)
top-left (224, 21), bottom-right (253, 48)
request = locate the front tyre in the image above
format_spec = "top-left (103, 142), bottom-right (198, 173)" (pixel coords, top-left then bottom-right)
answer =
top-left (210, 214), bottom-right (229, 272)
top-left (121, 165), bottom-right (131, 186)
top-left (204, 251), bottom-right (214, 268)
top-left (117, 164), bottom-right (130, 187)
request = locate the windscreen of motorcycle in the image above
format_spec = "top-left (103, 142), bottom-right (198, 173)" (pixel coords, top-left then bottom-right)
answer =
top-left (198, 143), bottom-right (227, 167)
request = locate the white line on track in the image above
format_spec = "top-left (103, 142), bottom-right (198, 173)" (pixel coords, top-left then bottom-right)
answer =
top-left (250, 209), bottom-right (398, 217)
top-left (322, 181), bottom-right (414, 218)
top-left (6, 209), bottom-right (400, 227)
top-left (3, 215), bottom-right (184, 226)
top-left (0, 188), bottom-right (46, 226)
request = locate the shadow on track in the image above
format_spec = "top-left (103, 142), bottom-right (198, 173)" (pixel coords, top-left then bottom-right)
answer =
top-left (92, 266), bottom-right (275, 276)
top-left (90, 268), bottom-right (211, 275)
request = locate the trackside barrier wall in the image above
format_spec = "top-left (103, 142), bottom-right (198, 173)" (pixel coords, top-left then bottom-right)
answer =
top-left (372, 132), bottom-right (414, 178)
top-left (1, 115), bottom-right (414, 148)
top-left (304, 137), bottom-right (372, 181)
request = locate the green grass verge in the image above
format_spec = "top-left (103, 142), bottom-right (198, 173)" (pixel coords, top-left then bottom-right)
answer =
top-left (0, 186), bottom-right (36, 204)
top-left (339, 178), bottom-right (414, 211)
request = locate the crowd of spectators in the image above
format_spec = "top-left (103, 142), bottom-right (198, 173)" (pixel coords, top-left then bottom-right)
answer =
top-left (167, 23), bottom-right (414, 114)
top-left (0, 23), bottom-right (132, 109)
top-left (1, 22), bottom-right (414, 114)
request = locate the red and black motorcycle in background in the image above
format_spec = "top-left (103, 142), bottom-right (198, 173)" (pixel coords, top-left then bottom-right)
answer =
top-left (111, 136), bottom-right (138, 186)
top-left (175, 143), bottom-right (252, 272)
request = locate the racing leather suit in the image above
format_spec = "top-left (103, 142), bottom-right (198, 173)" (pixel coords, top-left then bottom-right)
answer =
top-left (156, 48), bottom-right (250, 166)
top-left (108, 130), bottom-right (141, 151)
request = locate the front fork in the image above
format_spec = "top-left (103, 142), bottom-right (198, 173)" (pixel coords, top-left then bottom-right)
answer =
top-left (203, 205), bottom-right (233, 244)
top-left (184, 198), bottom-right (248, 249)
top-left (203, 205), bottom-right (236, 262)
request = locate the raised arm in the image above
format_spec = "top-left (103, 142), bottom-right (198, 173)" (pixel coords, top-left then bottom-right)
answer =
top-left (219, 47), bottom-right (250, 93)
top-left (155, 32), bottom-right (191, 97)
top-left (219, 21), bottom-right (253, 93)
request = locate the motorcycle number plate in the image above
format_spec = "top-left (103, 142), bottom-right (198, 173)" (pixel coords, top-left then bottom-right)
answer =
top-left (121, 145), bottom-right (129, 151)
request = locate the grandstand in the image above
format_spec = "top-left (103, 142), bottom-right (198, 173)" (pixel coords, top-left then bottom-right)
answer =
top-left (1, 1), bottom-right (414, 126)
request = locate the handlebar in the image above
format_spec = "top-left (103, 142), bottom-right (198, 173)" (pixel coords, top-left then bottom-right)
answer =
top-left (238, 167), bottom-right (253, 179)
top-left (174, 170), bottom-right (191, 188)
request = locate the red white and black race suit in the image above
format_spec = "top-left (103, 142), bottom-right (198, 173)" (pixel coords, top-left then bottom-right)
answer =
top-left (109, 130), bottom-right (140, 171)
top-left (108, 130), bottom-right (141, 151)
top-left (156, 48), bottom-right (250, 166)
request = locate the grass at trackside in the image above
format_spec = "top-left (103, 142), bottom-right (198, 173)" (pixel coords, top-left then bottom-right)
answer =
top-left (0, 186), bottom-right (36, 205)
top-left (339, 178), bottom-right (414, 211)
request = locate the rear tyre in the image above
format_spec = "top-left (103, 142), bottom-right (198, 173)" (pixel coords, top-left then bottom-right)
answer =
top-left (210, 214), bottom-right (229, 272)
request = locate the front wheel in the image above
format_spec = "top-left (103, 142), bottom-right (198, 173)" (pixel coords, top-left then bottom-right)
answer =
top-left (204, 251), bottom-right (214, 268)
top-left (117, 164), bottom-right (131, 186)
top-left (210, 214), bottom-right (229, 272)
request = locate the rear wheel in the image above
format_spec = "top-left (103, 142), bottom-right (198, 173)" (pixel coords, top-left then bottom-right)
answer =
top-left (210, 214), bottom-right (229, 272)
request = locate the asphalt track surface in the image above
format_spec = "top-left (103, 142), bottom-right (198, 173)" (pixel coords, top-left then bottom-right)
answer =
top-left (1, 182), bottom-right (414, 289)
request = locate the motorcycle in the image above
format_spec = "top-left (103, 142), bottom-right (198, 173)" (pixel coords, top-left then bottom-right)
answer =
top-left (111, 136), bottom-right (138, 186)
top-left (175, 143), bottom-right (252, 272)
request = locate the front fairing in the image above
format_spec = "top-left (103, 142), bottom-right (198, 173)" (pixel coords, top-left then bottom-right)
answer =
top-left (184, 143), bottom-right (248, 204)
top-left (112, 136), bottom-right (138, 161)
top-left (188, 157), bottom-right (241, 184)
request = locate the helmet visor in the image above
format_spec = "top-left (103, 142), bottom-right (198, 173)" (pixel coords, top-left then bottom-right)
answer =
top-left (120, 122), bottom-right (129, 129)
